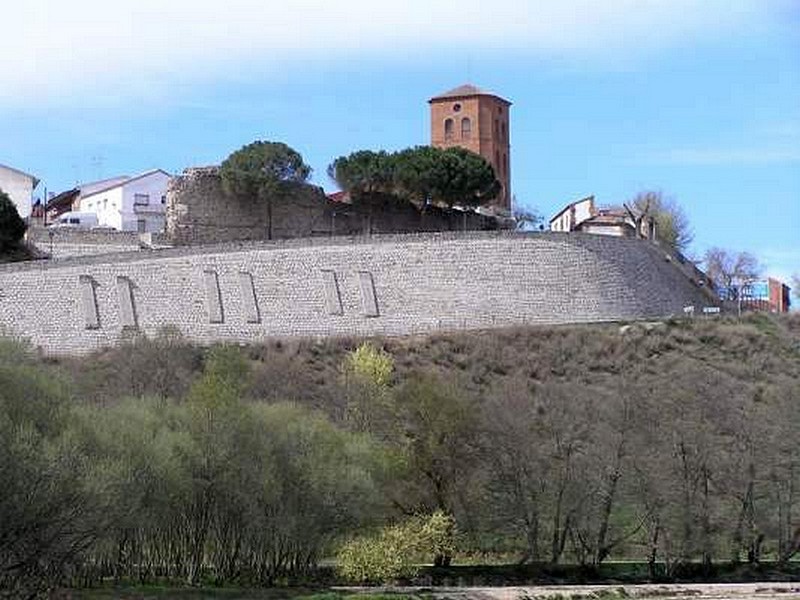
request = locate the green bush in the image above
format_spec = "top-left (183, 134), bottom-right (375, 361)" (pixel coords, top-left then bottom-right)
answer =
top-left (336, 511), bottom-right (456, 584)
top-left (0, 188), bottom-right (26, 254)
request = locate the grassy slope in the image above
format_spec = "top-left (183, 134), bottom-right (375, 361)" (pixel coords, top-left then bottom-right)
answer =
top-left (63, 313), bottom-right (800, 409)
top-left (244, 313), bottom-right (800, 407)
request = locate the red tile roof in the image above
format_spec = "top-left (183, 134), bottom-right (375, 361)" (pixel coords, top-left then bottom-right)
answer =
top-left (429, 83), bottom-right (511, 105)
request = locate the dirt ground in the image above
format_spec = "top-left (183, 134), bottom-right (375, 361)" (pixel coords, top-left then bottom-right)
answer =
top-left (343, 583), bottom-right (800, 600)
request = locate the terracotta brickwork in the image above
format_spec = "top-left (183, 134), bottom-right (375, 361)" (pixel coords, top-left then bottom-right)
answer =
top-left (430, 85), bottom-right (512, 210)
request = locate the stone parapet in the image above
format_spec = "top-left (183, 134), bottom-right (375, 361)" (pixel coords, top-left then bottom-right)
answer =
top-left (0, 232), bottom-right (718, 355)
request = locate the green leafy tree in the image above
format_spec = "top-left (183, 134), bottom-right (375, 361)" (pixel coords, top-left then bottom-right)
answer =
top-left (342, 343), bottom-right (395, 433)
top-left (346, 342), bottom-right (394, 388)
top-left (0, 188), bottom-right (26, 254)
top-left (328, 146), bottom-right (500, 214)
top-left (251, 402), bottom-right (385, 580)
top-left (76, 397), bottom-right (187, 584)
top-left (327, 150), bottom-right (398, 233)
top-left (327, 150), bottom-right (395, 198)
top-left (389, 374), bottom-right (479, 566)
top-left (434, 146), bottom-right (501, 208)
top-left (393, 146), bottom-right (499, 209)
top-left (220, 141), bottom-right (311, 240)
top-left (0, 339), bottom-right (94, 595)
top-left (336, 511), bottom-right (456, 584)
top-left (180, 346), bottom-right (252, 584)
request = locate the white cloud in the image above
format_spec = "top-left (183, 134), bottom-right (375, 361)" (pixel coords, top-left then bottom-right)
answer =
top-left (0, 0), bottom-right (779, 107)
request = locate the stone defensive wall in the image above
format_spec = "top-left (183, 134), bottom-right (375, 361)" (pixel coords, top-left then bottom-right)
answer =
top-left (25, 226), bottom-right (172, 259)
top-left (166, 167), bottom-right (499, 245)
top-left (0, 231), bottom-right (717, 356)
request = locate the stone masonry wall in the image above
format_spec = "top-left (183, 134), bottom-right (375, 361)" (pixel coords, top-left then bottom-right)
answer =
top-left (0, 232), bottom-right (717, 356)
top-left (165, 167), bottom-right (499, 245)
top-left (26, 228), bottom-right (142, 259)
top-left (25, 227), bottom-right (172, 259)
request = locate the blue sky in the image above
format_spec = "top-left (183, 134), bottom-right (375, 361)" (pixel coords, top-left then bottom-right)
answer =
top-left (1, 0), bottom-right (798, 290)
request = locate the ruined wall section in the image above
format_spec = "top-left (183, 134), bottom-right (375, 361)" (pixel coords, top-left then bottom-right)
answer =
top-left (165, 168), bottom-right (500, 245)
top-left (0, 232), bottom-right (716, 356)
top-left (165, 167), bottom-right (333, 245)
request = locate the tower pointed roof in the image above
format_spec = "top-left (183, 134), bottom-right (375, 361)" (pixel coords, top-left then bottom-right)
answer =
top-left (429, 84), bottom-right (511, 105)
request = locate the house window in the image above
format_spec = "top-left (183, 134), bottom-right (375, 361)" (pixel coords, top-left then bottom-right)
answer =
top-left (134, 193), bottom-right (150, 206)
top-left (137, 219), bottom-right (147, 233)
top-left (444, 118), bottom-right (454, 141)
top-left (461, 117), bottom-right (471, 140)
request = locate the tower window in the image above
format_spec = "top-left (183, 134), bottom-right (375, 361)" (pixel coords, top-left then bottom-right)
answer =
top-left (444, 118), bottom-right (454, 141)
top-left (495, 150), bottom-right (500, 175)
top-left (461, 117), bottom-right (471, 140)
top-left (494, 119), bottom-right (499, 137)
top-left (453, 103), bottom-right (462, 112)
top-left (501, 122), bottom-right (506, 141)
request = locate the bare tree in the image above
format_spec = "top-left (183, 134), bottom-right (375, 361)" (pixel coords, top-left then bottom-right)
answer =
top-left (625, 191), bottom-right (693, 252)
top-left (703, 247), bottom-right (763, 301)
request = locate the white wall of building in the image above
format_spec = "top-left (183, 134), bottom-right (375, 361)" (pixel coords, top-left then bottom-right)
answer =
top-left (581, 223), bottom-right (627, 237)
top-left (573, 197), bottom-right (594, 225)
top-left (550, 197), bottom-right (595, 233)
top-left (0, 165), bottom-right (38, 218)
top-left (79, 171), bottom-right (170, 232)
top-left (550, 212), bottom-right (571, 232)
top-left (82, 188), bottom-right (124, 229)
top-left (120, 172), bottom-right (170, 232)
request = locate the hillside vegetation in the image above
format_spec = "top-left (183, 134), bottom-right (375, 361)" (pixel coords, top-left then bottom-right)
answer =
top-left (2, 314), bottom-right (799, 594)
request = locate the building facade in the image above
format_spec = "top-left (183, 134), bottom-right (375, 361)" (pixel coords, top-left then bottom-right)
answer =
top-left (78, 170), bottom-right (171, 232)
top-left (742, 278), bottom-right (792, 313)
top-left (0, 163), bottom-right (39, 219)
top-left (550, 195), bottom-right (655, 240)
top-left (430, 84), bottom-right (512, 211)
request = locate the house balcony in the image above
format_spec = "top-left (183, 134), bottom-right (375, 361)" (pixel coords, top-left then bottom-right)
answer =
top-left (133, 201), bottom-right (164, 214)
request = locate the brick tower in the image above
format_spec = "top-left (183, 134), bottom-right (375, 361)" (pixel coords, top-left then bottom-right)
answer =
top-left (429, 84), bottom-right (512, 210)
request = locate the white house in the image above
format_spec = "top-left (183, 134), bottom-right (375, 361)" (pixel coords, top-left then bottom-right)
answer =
top-left (78, 169), bottom-right (172, 232)
top-left (46, 175), bottom-right (132, 221)
top-left (550, 195), bottom-right (654, 239)
top-left (0, 163), bottom-right (40, 219)
top-left (549, 195), bottom-right (596, 233)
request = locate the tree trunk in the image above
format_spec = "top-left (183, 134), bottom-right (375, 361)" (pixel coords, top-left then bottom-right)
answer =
top-left (648, 519), bottom-right (661, 580)
top-left (701, 465), bottom-right (712, 571)
top-left (267, 196), bottom-right (273, 240)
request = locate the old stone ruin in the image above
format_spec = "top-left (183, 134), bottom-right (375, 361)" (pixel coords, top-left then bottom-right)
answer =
top-left (165, 167), bottom-right (503, 246)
